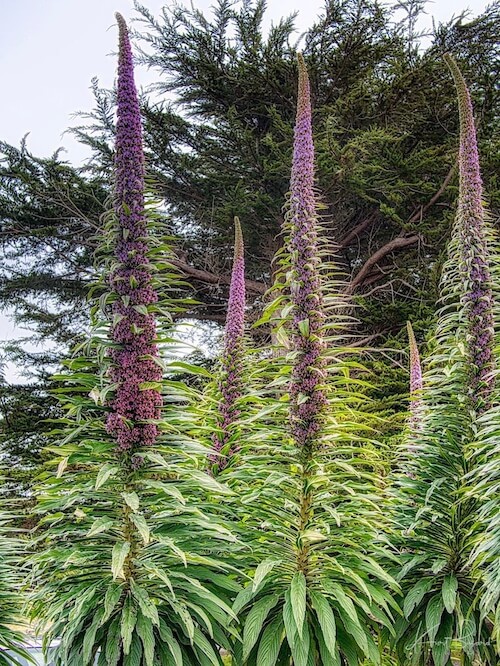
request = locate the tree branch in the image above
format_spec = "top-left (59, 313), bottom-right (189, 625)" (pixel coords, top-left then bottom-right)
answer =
top-left (346, 235), bottom-right (420, 293)
top-left (407, 163), bottom-right (456, 225)
top-left (346, 164), bottom-right (455, 292)
top-left (170, 257), bottom-right (267, 295)
top-left (338, 213), bottom-right (377, 249)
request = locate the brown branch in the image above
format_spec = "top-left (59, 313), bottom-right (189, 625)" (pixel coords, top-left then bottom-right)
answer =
top-left (170, 258), bottom-right (267, 295)
top-left (408, 163), bottom-right (456, 225)
top-left (173, 311), bottom-right (227, 323)
top-left (346, 164), bottom-right (455, 293)
top-left (346, 235), bottom-right (420, 294)
top-left (338, 213), bottom-right (377, 250)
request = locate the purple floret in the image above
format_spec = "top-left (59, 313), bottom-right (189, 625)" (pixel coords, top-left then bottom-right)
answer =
top-left (106, 14), bottom-right (163, 453)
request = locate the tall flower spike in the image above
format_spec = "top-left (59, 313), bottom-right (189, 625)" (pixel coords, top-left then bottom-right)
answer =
top-left (444, 53), bottom-right (495, 411)
top-left (210, 217), bottom-right (246, 472)
top-left (289, 53), bottom-right (327, 449)
top-left (407, 321), bottom-right (423, 432)
top-left (106, 13), bottom-right (163, 456)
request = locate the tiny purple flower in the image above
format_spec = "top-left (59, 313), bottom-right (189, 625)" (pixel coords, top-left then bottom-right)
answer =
top-left (445, 54), bottom-right (495, 411)
top-left (209, 218), bottom-right (246, 472)
top-left (288, 54), bottom-right (327, 449)
top-left (105, 14), bottom-right (163, 454)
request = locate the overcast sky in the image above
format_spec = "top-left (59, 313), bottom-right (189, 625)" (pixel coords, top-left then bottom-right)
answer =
top-left (0, 0), bottom-right (492, 380)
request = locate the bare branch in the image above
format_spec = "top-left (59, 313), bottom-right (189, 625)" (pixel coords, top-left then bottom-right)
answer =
top-left (408, 163), bottom-right (456, 225)
top-left (346, 235), bottom-right (420, 293)
top-left (170, 257), bottom-right (267, 295)
top-left (338, 213), bottom-right (377, 249)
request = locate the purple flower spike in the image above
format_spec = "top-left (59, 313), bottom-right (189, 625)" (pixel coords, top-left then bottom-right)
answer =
top-left (210, 217), bottom-right (246, 472)
top-left (444, 54), bottom-right (495, 411)
top-left (105, 14), bottom-right (163, 454)
top-left (407, 321), bottom-right (422, 432)
top-left (288, 54), bottom-right (327, 449)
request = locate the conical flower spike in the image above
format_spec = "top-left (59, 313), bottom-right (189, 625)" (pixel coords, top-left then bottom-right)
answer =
top-left (444, 54), bottom-right (495, 411)
top-left (407, 321), bottom-right (423, 432)
top-left (106, 13), bottom-right (163, 456)
top-left (210, 217), bottom-right (246, 471)
top-left (289, 53), bottom-right (327, 449)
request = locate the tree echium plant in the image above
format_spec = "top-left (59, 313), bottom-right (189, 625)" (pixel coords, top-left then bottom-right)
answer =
top-left (226, 53), bottom-right (399, 666)
top-left (391, 54), bottom-right (500, 666)
top-left (29, 14), bottom-right (239, 666)
top-left (406, 321), bottom-right (423, 436)
top-left (208, 217), bottom-right (246, 475)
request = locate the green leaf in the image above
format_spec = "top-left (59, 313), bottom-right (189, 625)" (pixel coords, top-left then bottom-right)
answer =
top-left (138, 381), bottom-right (163, 391)
top-left (233, 585), bottom-right (257, 615)
top-left (122, 492), bottom-right (140, 512)
top-left (111, 541), bottom-right (131, 581)
top-left (87, 517), bottom-right (115, 538)
top-left (252, 560), bottom-right (281, 592)
top-left (425, 594), bottom-right (444, 647)
top-left (242, 594), bottom-right (280, 661)
top-left (298, 318), bottom-right (310, 336)
top-left (105, 617), bottom-right (122, 666)
top-left (95, 463), bottom-right (119, 490)
top-left (432, 613), bottom-right (453, 666)
top-left (130, 580), bottom-right (159, 626)
top-left (310, 590), bottom-right (336, 658)
top-left (403, 578), bottom-right (433, 618)
top-left (158, 619), bottom-right (183, 666)
top-left (460, 614), bottom-right (476, 658)
top-left (124, 634), bottom-right (143, 666)
top-left (175, 604), bottom-right (195, 643)
top-left (289, 619), bottom-right (311, 666)
top-left (56, 457), bottom-right (68, 477)
top-left (256, 615), bottom-right (284, 666)
top-left (192, 627), bottom-right (221, 665)
top-left (169, 361), bottom-right (212, 377)
top-left (103, 583), bottom-right (123, 624)
top-left (283, 589), bottom-right (297, 650)
top-left (136, 612), bottom-right (155, 666)
top-left (83, 607), bottom-right (104, 664)
top-left (120, 596), bottom-right (137, 655)
top-left (442, 574), bottom-right (458, 613)
top-left (290, 572), bottom-right (307, 638)
top-left (130, 513), bottom-right (151, 544)
top-left (327, 583), bottom-right (358, 625)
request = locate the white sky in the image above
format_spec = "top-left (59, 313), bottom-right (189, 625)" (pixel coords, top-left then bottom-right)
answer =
top-left (0, 0), bottom-right (492, 380)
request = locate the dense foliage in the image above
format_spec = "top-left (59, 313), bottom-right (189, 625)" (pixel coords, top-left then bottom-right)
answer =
top-left (0, 3), bottom-right (499, 666)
